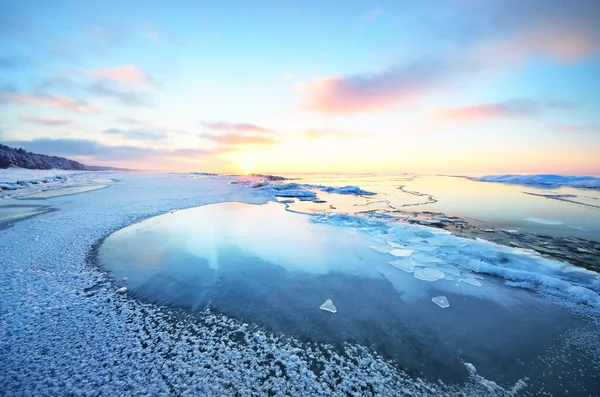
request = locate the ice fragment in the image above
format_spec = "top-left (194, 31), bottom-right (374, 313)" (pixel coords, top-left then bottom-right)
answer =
top-left (319, 299), bottom-right (337, 313)
top-left (432, 296), bottom-right (449, 308)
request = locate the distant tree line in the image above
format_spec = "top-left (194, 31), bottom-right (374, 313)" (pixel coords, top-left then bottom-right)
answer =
top-left (0, 143), bottom-right (117, 170)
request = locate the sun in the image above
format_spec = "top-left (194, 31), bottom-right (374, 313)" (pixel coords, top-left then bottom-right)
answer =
top-left (241, 163), bottom-right (253, 175)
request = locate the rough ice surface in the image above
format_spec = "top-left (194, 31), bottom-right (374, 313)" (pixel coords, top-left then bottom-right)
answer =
top-left (2, 170), bottom-right (600, 396)
top-left (476, 174), bottom-right (600, 189)
top-left (414, 267), bottom-right (446, 281)
top-left (319, 299), bottom-right (337, 313)
top-left (432, 296), bottom-right (450, 308)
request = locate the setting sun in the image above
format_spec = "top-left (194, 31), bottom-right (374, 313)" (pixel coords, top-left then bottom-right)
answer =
top-left (241, 163), bottom-right (253, 175)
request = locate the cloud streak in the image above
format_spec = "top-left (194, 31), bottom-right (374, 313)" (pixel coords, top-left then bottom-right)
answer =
top-left (0, 91), bottom-right (100, 113)
top-left (202, 133), bottom-right (278, 146)
top-left (202, 121), bottom-right (272, 133)
top-left (18, 117), bottom-right (71, 126)
top-left (435, 99), bottom-right (541, 121)
top-left (300, 60), bottom-right (454, 114)
top-left (104, 128), bottom-right (168, 141)
top-left (4, 138), bottom-right (211, 162)
top-left (434, 98), bottom-right (577, 122)
top-left (85, 64), bottom-right (152, 86)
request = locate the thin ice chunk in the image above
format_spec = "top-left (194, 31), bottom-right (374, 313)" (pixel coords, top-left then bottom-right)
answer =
top-left (414, 267), bottom-right (445, 282)
top-left (432, 296), bottom-right (449, 308)
top-left (389, 249), bottom-right (413, 257)
top-left (462, 278), bottom-right (482, 287)
top-left (370, 245), bottom-right (390, 253)
top-left (386, 241), bottom-right (404, 248)
top-left (319, 299), bottom-right (337, 313)
top-left (389, 258), bottom-right (415, 273)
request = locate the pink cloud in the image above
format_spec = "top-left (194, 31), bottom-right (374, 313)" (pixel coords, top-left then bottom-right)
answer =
top-left (202, 122), bottom-right (272, 133)
top-left (18, 117), bottom-right (71, 126)
top-left (300, 61), bottom-right (449, 114)
top-left (202, 133), bottom-right (278, 146)
top-left (0, 92), bottom-right (100, 113)
top-left (87, 65), bottom-right (151, 86)
top-left (435, 100), bottom-right (540, 121)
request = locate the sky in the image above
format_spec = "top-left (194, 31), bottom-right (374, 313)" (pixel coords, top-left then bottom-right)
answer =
top-left (0, 0), bottom-right (599, 175)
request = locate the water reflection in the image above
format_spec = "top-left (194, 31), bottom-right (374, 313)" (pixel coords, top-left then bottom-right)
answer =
top-left (97, 201), bottom-right (596, 387)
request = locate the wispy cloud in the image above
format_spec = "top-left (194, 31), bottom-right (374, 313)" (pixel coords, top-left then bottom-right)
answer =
top-left (84, 64), bottom-right (152, 86)
top-left (434, 99), bottom-right (577, 122)
top-left (202, 121), bottom-right (272, 133)
top-left (200, 121), bottom-right (278, 149)
top-left (299, 60), bottom-right (453, 114)
top-left (18, 117), bottom-right (71, 126)
top-left (4, 138), bottom-right (211, 162)
top-left (104, 127), bottom-right (168, 141)
top-left (0, 91), bottom-right (100, 113)
top-left (435, 99), bottom-right (541, 121)
top-left (202, 133), bottom-right (278, 146)
top-left (88, 82), bottom-right (150, 106)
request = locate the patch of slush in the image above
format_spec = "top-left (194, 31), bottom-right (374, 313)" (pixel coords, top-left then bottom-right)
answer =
top-left (18, 185), bottom-right (108, 199)
top-left (432, 296), bottom-right (450, 308)
top-left (319, 299), bottom-right (337, 313)
top-left (0, 204), bottom-right (53, 227)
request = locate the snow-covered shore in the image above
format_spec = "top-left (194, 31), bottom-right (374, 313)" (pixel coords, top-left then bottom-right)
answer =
top-left (1, 170), bottom-right (598, 396)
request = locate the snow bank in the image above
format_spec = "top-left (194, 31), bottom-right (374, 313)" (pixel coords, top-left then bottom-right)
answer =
top-left (475, 174), bottom-right (600, 189)
top-left (0, 167), bottom-right (85, 184)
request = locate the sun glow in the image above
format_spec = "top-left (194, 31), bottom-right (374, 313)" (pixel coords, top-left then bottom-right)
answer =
top-left (241, 163), bottom-right (253, 175)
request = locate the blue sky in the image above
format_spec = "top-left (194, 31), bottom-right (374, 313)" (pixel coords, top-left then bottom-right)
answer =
top-left (1, 0), bottom-right (599, 174)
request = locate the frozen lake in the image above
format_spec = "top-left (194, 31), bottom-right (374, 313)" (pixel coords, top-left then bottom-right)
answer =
top-left (97, 201), bottom-right (600, 392)
top-left (279, 173), bottom-right (600, 242)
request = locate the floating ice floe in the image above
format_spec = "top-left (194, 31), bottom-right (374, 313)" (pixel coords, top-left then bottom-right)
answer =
top-left (414, 267), bottom-right (445, 282)
top-left (388, 258), bottom-right (415, 273)
top-left (319, 299), bottom-right (337, 313)
top-left (431, 296), bottom-right (449, 308)
top-left (389, 248), bottom-right (413, 257)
